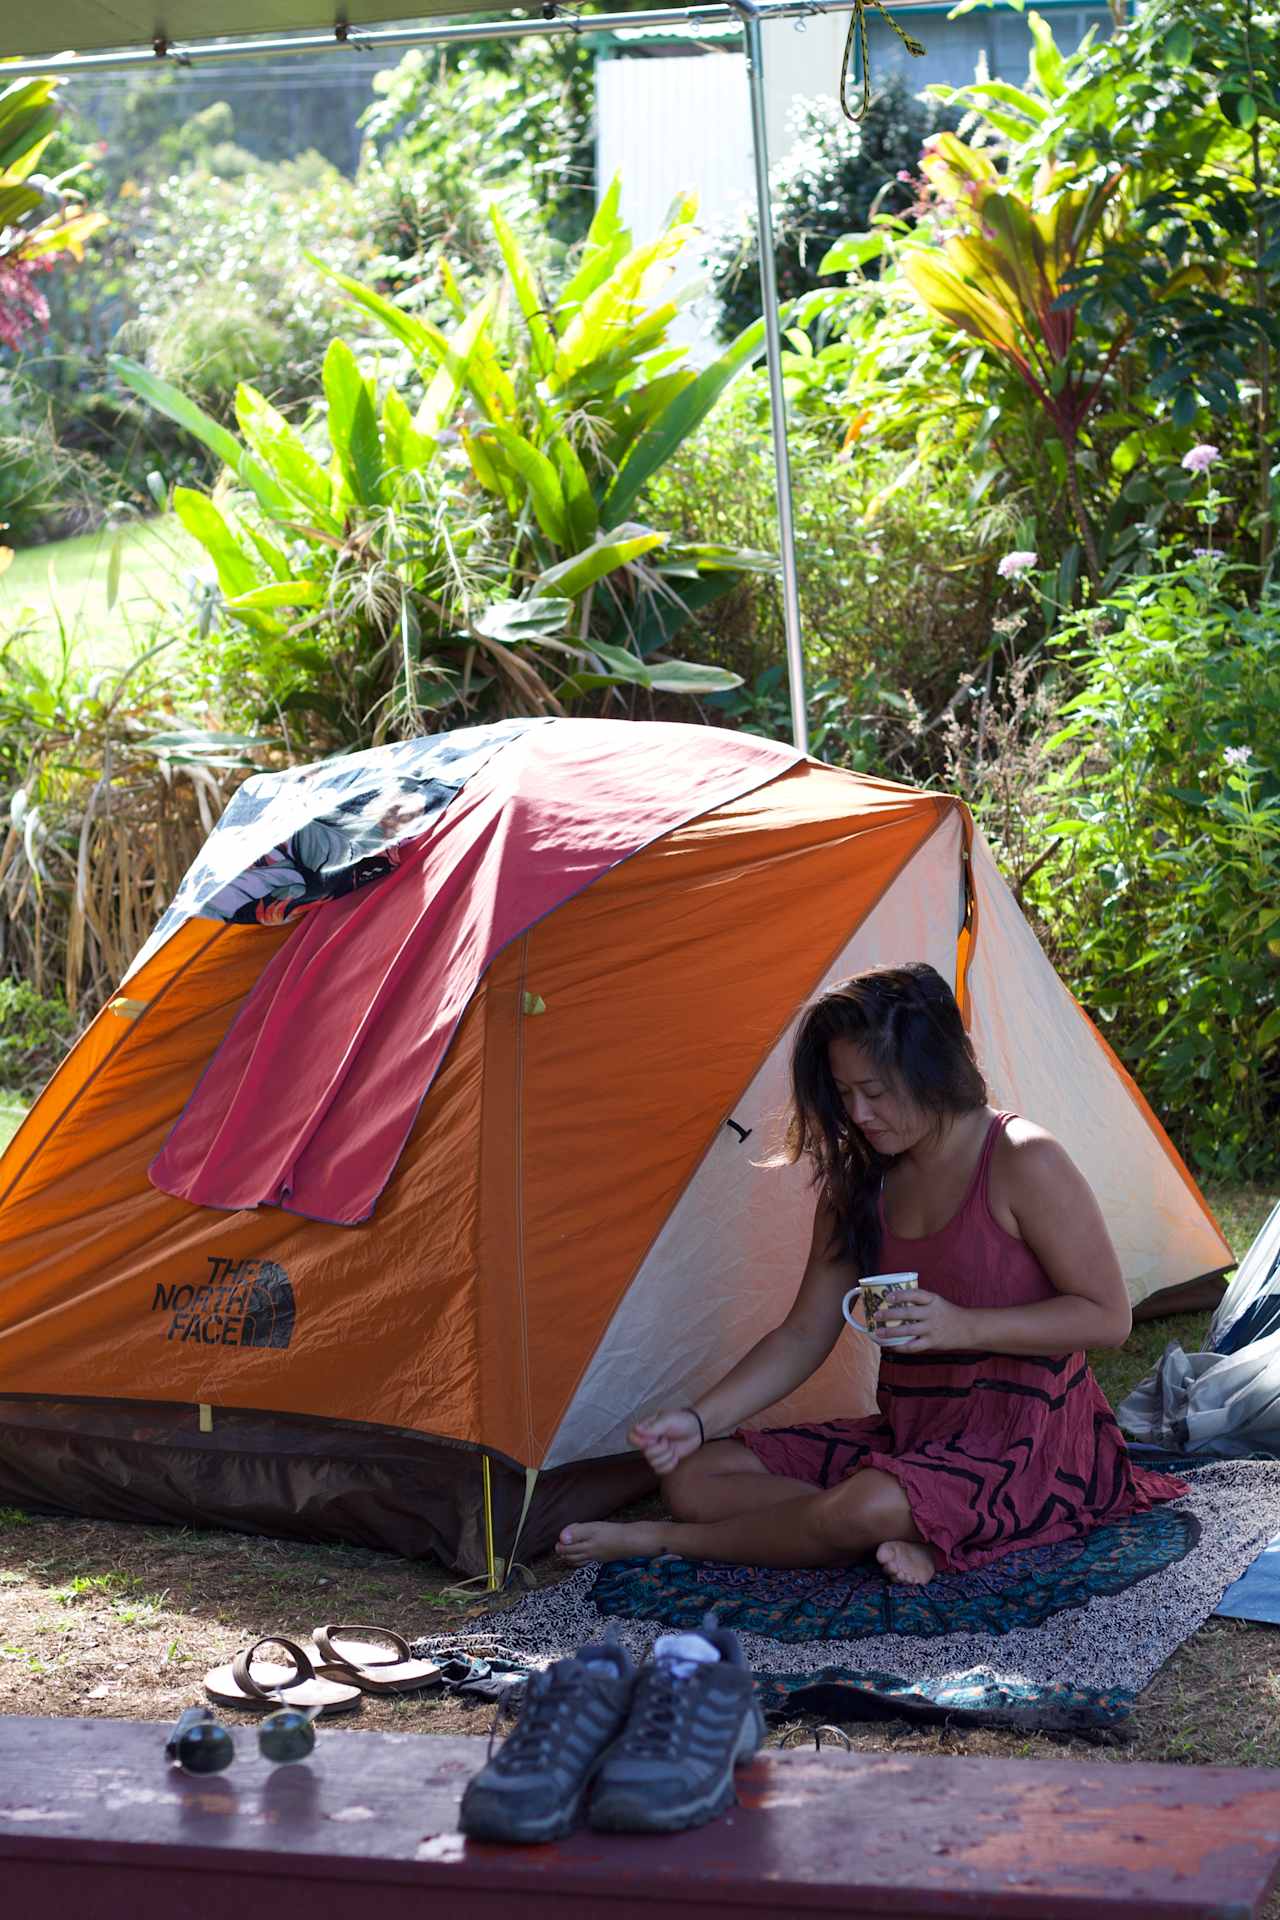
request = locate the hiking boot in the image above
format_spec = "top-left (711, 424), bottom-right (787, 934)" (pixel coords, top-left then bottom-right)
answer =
top-left (587, 1626), bottom-right (764, 1834)
top-left (458, 1642), bottom-right (633, 1844)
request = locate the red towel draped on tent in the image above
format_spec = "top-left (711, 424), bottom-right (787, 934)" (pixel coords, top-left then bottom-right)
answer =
top-left (150, 720), bottom-right (800, 1224)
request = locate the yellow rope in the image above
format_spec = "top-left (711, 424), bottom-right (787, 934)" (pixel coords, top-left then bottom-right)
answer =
top-left (840, 0), bottom-right (928, 122)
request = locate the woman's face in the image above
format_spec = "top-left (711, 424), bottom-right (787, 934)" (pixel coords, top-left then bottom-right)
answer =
top-left (828, 1036), bottom-right (927, 1156)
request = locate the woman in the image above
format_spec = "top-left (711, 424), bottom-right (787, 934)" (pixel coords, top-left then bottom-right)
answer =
top-left (558, 962), bottom-right (1186, 1585)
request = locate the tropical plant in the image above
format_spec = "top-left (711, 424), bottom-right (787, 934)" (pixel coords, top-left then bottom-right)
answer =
top-left (810, 6), bottom-right (1276, 615)
top-left (1038, 0), bottom-right (1280, 574)
top-left (115, 188), bottom-right (764, 741)
top-left (1021, 553), bottom-right (1280, 1178)
top-left (892, 130), bottom-right (1124, 586)
top-left (928, 0), bottom-right (1280, 581)
top-left (0, 76), bottom-right (106, 354)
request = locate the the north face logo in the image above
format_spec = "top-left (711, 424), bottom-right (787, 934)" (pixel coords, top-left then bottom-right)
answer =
top-left (152, 1256), bottom-right (296, 1350)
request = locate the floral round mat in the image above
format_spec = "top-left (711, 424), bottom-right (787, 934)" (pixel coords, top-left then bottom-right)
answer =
top-left (590, 1505), bottom-right (1200, 1642)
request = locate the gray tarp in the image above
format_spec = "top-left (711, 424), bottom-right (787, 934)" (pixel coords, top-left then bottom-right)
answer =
top-left (1119, 1201), bottom-right (1280, 1456)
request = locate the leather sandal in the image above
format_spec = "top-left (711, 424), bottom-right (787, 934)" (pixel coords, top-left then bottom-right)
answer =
top-left (204, 1635), bottom-right (362, 1716)
top-left (309, 1623), bottom-right (443, 1695)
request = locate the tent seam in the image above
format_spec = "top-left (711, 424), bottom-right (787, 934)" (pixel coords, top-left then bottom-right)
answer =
top-left (514, 935), bottom-right (535, 1465)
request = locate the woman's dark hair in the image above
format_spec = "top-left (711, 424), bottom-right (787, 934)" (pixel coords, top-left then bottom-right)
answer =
top-left (785, 962), bottom-right (987, 1275)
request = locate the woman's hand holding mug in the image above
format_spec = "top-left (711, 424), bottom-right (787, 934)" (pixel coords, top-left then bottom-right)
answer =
top-left (842, 1272), bottom-right (920, 1347)
top-left (842, 1273), bottom-right (975, 1352)
top-left (629, 1407), bottom-right (704, 1475)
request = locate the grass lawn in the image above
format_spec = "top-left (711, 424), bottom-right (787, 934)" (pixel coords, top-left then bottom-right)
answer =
top-left (0, 517), bottom-right (203, 672)
top-left (0, 1150), bottom-right (1276, 1818)
top-left (0, 1096), bottom-right (22, 1155)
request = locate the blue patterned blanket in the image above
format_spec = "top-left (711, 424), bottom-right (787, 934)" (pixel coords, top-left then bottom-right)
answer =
top-left (468, 1460), bottom-right (1280, 1732)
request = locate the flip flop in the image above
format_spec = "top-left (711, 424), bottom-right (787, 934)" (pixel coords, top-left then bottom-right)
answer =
top-left (310, 1623), bottom-right (444, 1695)
top-left (204, 1635), bottom-right (361, 1717)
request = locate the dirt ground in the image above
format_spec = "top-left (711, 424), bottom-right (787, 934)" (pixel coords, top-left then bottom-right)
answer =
top-left (3, 1503), bottom-right (1280, 1769)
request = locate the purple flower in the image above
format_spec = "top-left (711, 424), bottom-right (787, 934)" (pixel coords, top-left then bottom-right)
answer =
top-left (1182, 444), bottom-right (1220, 473)
top-left (997, 550), bottom-right (1038, 580)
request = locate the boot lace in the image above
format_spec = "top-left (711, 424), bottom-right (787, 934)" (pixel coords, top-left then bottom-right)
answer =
top-left (620, 1664), bottom-right (689, 1759)
top-left (489, 1665), bottom-right (600, 1767)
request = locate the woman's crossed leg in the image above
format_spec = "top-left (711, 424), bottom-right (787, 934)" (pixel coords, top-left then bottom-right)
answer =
top-left (558, 1443), bottom-right (938, 1584)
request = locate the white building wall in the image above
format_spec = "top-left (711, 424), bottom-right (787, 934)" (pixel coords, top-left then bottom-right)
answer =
top-left (595, 52), bottom-right (754, 362)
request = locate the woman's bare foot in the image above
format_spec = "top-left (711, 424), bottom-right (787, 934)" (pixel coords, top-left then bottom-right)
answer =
top-left (876, 1539), bottom-right (937, 1586)
top-left (557, 1520), bottom-right (668, 1567)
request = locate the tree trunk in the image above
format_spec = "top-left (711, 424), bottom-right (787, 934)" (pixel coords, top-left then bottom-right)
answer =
top-left (1063, 440), bottom-right (1102, 590)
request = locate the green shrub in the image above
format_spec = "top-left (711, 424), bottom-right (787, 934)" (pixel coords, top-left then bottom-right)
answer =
top-left (0, 978), bottom-right (73, 1095)
top-left (0, 378), bottom-right (111, 543)
top-left (643, 387), bottom-right (1010, 753)
top-left (1024, 553), bottom-right (1280, 1180)
top-left (119, 153), bottom-right (366, 419)
top-left (145, 298), bottom-right (292, 407)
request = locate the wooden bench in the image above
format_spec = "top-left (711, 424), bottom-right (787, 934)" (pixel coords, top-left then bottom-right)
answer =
top-left (2, 1715), bottom-right (1280, 1918)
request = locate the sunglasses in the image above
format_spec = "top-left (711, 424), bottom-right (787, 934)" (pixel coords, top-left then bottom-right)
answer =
top-left (165, 1703), bottom-right (320, 1773)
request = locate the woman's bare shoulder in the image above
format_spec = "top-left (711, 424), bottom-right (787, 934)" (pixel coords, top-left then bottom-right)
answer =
top-left (993, 1116), bottom-right (1092, 1206)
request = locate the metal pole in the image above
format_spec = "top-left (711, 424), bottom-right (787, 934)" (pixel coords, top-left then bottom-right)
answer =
top-left (729, 0), bottom-right (809, 753)
top-left (0, 2), bottom-right (861, 79)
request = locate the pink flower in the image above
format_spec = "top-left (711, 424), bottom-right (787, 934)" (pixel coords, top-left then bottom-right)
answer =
top-left (997, 550), bottom-right (1038, 580)
top-left (0, 258), bottom-right (53, 352)
top-left (1182, 444), bottom-right (1219, 473)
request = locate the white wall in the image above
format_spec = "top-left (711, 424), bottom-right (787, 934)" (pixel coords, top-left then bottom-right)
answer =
top-left (595, 51), bottom-right (754, 363)
top-left (593, 16), bottom-right (854, 362)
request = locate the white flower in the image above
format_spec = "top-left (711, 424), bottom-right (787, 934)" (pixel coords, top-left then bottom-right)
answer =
top-left (997, 550), bottom-right (1038, 579)
top-left (1223, 745), bottom-right (1253, 767)
top-left (1182, 444), bottom-right (1220, 473)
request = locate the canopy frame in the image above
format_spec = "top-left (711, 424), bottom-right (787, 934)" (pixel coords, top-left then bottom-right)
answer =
top-left (3, 0), bottom-right (858, 747)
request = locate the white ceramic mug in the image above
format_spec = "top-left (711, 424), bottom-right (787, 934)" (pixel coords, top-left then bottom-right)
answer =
top-left (841, 1272), bottom-right (920, 1348)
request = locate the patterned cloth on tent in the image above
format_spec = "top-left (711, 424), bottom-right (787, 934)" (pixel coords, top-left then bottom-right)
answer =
top-left (130, 720), bottom-right (547, 970)
top-left (468, 1459), bottom-right (1280, 1731)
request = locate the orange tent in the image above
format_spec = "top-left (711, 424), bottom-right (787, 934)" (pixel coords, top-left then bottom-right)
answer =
top-left (0, 719), bottom-right (1229, 1574)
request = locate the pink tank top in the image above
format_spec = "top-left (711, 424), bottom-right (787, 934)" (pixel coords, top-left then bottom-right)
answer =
top-left (877, 1111), bottom-right (1055, 1311)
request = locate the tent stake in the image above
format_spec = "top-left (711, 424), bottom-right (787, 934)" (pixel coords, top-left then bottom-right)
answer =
top-left (481, 1453), bottom-right (501, 1591)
